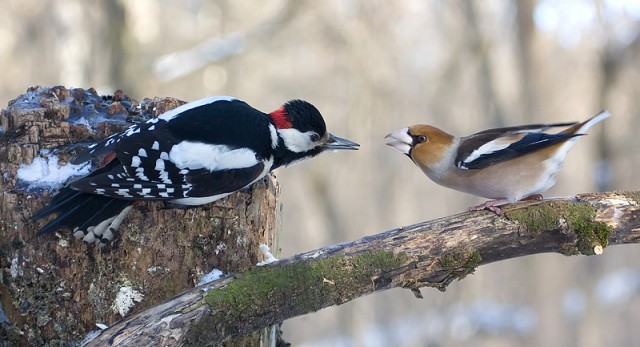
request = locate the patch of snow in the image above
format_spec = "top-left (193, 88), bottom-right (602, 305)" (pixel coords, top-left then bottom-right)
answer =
top-left (95, 323), bottom-right (108, 330)
top-left (198, 268), bottom-right (224, 286)
top-left (111, 286), bottom-right (144, 317)
top-left (10, 257), bottom-right (22, 278)
top-left (301, 249), bottom-right (325, 260)
top-left (74, 116), bottom-right (93, 131)
top-left (79, 330), bottom-right (101, 346)
top-left (257, 244), bottom-right (278, 266)
top-left (215, 242), bottom-right (226, 255)
top-left (17, 155), bottom-right (90, 191)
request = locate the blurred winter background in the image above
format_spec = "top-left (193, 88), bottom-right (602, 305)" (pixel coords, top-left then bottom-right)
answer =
top-left (1, 0), bottom-right (639, 346)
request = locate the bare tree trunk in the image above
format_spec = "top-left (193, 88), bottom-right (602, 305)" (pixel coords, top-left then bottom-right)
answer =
top-left (515, 0), bottom-right (539, 121)
top-left (0, 86), bottom-right (283, 346)
top-left (85, 191), bottom-right (639, 346)
top-left (460, 1), bottom-right (506, 126)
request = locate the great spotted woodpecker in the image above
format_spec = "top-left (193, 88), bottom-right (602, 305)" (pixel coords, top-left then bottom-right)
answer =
top-left (33, 96), bottom-right (359, 244)
top-left (385, 110), bottom-right (609, 214)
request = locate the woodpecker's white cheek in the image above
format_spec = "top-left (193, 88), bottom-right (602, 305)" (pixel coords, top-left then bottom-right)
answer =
top-left (268, 124), bottom-right (278, 149)
top-left (278, 129), bottom-right (316, 153)
top-left (169, 141), bottom-right (259, 171)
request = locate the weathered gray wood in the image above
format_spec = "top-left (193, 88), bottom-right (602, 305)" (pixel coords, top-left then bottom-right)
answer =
top-left (85, 191), bottom-right (640, 346)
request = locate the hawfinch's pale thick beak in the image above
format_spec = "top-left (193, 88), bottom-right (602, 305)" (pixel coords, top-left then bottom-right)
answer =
top-left (385, 128), bottom-right (412, 155)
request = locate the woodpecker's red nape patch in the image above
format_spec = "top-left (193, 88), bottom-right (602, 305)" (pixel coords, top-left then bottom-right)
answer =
top-left (269, 107), bottom-right (292, 129)
top-left (102, 151), bottom-right (118, 166)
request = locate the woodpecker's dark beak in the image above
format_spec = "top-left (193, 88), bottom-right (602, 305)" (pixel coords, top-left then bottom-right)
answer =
top-left (324, 133), bottom-right (360, 151)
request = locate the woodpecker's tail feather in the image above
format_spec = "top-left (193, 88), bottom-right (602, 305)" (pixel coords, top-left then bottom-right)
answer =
top-left (34, 187), bottom-right (133, 244)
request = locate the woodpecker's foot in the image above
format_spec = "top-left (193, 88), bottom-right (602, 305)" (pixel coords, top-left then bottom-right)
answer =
top-left (73, 205), bottom-right (133, 246)
top-left (467, 199), bottom-right (509, 216)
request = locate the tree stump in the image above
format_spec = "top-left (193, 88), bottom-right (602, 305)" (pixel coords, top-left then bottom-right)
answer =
top-left (0, 86), bottom-right (282, 346)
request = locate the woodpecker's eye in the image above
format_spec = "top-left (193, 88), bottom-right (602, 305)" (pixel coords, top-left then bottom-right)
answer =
top-left (310, 133), bottom-right (320, 142)
top-left (416, 135), bottom-right (428, 143)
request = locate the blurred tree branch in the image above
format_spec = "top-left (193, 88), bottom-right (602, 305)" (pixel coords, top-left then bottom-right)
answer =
top-left (85, 191), bottom-right (640, 346)
top-left (153, 2), bottom-right (301, 81)
top-left (460, 1), bottom-right (506, 126)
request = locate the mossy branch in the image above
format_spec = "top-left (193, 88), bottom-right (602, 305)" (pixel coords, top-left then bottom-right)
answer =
top-left (85, 191), bottom-right (640, 346)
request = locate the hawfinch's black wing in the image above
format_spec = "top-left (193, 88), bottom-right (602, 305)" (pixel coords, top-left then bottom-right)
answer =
top-left (456, 123), bottom-right (582, 170)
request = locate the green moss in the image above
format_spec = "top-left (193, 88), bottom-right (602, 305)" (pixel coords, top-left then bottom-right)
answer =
top-left (203, 250), bottom-right (408, 320)
top-left (506, 201), bottom-right (613, 256)
top-left (565, 203), bottom-right (612, 255)
top-left (559, 244), bottom-right (580, 256)
top-left (433, 249), bottom-right (482, 291)
top-left (505, 204), bottom-right (559, 234)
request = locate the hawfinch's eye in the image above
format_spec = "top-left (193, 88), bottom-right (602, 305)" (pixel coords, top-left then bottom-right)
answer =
top-left (416, 135), bottom-right (428, 143)
top-left (310, 133), bottom-right (321, 142)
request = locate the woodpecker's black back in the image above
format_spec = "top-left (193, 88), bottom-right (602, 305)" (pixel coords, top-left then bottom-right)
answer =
top-left (167, 100), bottom-right (275, 160)
top-left (33, 96), bottom-right (359, 244)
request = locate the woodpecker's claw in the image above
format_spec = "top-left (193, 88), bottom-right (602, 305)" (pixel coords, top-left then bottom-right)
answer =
top-left (324, 133), bottom-right (360, 151)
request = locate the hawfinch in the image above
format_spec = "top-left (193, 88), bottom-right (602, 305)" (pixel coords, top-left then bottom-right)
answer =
top-left (385, 110), bottom-right (610, 214)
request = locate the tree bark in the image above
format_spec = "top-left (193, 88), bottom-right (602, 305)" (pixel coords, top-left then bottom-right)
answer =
top-left (0, 86), bottom-right (283, 346)
top-left (83, 191), bottom-right (639, 346)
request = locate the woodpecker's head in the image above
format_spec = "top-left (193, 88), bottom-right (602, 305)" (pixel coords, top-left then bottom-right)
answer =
top-left (269, 100), bottom-right (359, 166)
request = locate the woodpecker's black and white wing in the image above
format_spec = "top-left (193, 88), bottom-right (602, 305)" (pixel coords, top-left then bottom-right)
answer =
top-left (69, 96), bottom-right (277, 203)
top-left (455, 123), bottom-right (582, 170)
top-left (34, 96), bottom-right (278, 243)
top-left (71, 96), bottom-right (244, 164)
top-left (33, 159), bottom-right (134, 237)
